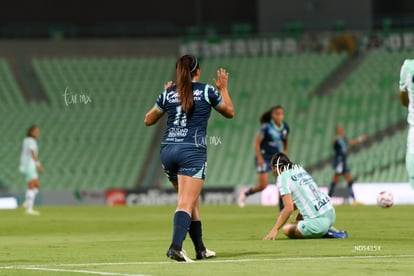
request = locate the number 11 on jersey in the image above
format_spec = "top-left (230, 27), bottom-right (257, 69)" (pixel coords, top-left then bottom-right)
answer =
top-left (173, 106), bottom-right (187, 127)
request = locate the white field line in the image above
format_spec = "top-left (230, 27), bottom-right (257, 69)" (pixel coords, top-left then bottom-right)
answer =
top-left (1, 254), bottom-right (414, 271)
top-left (0, 266), bottom-right (149, 276)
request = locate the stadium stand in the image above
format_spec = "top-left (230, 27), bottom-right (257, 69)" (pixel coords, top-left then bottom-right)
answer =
top-left (0, 59), bottom-right (25, 108)
top-left (1, 49), bottom-right (412, 191)
top-left (1, 57), bottom-right (175, 190)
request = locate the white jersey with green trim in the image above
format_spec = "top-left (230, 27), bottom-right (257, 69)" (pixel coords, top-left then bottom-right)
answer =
top-left (399, 59), bottom-right (414, 127)
top-left (277, 166), bottom-right (333, 219)
top-left (19, 137), bottom-right (38, 171)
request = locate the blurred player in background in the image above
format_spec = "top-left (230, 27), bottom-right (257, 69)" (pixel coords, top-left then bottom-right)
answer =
top-left (144, 55), bottom-right (235, 262)
top-left (263, 152), bottom-right (348, 240)
top-left (328, 125), bottom-right (367, 204)
top-left (238, 105), bottom-right (289, 209)
top-left (19, 125), bottom-right (43, 216)
top-left (399, 59), bottom-right (414, 189)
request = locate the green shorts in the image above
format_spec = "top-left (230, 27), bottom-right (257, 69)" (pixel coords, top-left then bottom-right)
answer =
top-left (20, 167), bottom-right (38, 182)
top-left (297, 208), bottom-right (336, 238)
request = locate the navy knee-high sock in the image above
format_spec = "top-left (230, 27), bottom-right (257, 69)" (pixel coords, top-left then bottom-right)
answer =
top-left (189, 220), bottom-right (206, 253)
top-left (348, 181), bottom-right (355, 199)
top-left (278, 195), bottom-right (284, 211)
top-left (170, 211), bottom-right (191, 251)
top-left (328, 182), bottom-right (336, 197)
top-left (245, 187), bottom-right (255, 196)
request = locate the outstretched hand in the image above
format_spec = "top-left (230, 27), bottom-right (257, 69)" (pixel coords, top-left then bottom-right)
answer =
top-left (164, 81), bottom-right (174, 90)
top-left (263, 230), bottom-right (278, 241)
top-left (213, 68), bottom-right (229, 91)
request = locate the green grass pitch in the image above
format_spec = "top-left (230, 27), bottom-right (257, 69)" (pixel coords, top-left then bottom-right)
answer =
top-left (0, 205), bottom-right (413, 275)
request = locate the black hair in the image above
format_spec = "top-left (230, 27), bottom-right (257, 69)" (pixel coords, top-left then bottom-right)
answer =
top-left (271, 152), bottom-right (295, 173)
top-left (26, 125), bottom-right (39, 137)
top-left (260, 105), bottom-right (284, 124)
top-left (175, 55), bottom-right (200, 113)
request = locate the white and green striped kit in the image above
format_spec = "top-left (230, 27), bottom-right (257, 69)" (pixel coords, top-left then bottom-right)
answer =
top-left (277, 166), bottom-right (333, 219)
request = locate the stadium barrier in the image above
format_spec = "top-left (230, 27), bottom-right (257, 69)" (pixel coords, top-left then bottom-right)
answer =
top-left (0, 197), bottom-right (18, 209)
top-left (7, 183), bottom-right (414, 206)
top-left (105, 188), bottom-right (235, 206)
top-left (105, 183), bottom-right (414, 206)
top-left (180, 31), bottom-right (414, 58)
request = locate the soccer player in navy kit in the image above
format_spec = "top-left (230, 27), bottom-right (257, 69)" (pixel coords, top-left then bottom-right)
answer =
top-left (145, 55), bottom-right (235, 262)
top-left (238, 106), bottom-right (289, 209)
top-left (328, 125), bottom-right (366, 205)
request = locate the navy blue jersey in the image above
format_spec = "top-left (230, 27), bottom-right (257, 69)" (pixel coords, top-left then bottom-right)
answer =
top-left (258, 121), bottom-right (289, 160)
top-left (155, 82), bottom-right (223, 148)
top-left (333, 137), bottom-right (348, 163)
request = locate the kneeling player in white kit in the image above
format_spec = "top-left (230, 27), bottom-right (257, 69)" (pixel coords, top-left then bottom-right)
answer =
top-left (263, 153), bottom-right (347, 240)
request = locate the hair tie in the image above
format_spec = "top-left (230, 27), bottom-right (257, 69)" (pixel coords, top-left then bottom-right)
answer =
top-left (276, 156), bottom-right (281, 175)
top-left (190, 57), bottom-right (198, 73)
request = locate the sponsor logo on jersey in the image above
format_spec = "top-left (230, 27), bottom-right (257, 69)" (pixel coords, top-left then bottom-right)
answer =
top-left (193, 89), bottom-right (203, 96)
top-left (166, 91), bottom-right (180, 103)
top-left (314, 196), bottom-right (330, 212)
top-left (167, 127), bottom-right (188, 138)
top-left (291, 171), bottom-right (308, 181)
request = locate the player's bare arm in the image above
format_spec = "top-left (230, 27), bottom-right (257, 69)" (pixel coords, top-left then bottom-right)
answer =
top-left (144, 107), bottom-right (164, 126)
top-left (255, 135), bottom-right (265, 166)
top-left (263, 194), bottom-right (294, 240)
top-left (349, 135), bottom-right (367, 146)
top-left (399, 91), bottom-right (409, 107)
top-left (283, 137), bottom-right (288, 155)
top-left (31, 150), bottom-right (43, 173)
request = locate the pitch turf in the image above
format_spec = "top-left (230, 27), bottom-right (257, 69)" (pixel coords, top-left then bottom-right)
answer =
top-left (0, 205), bottom-right (413, 275)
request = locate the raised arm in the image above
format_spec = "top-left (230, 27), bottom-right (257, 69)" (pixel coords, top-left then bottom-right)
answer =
top-left (213, 68), bottom-right (235, 118)
top-left (348, 135), bottom-right (367, 146)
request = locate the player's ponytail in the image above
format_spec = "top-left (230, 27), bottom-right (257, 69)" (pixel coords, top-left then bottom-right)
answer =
top-left (260, 105), bottom-right (284, 124)
top-left (260, 110), bottom-right (272, 124)
top-left (176, 55), bottom-right (199, 113)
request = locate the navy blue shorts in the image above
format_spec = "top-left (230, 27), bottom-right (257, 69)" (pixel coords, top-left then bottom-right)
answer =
top-left (255, 156), bottom-right (272, 174)
top-left (333, 160), bottom-right (350, 175)
top-left (160, 144), bottom-right (207, 182)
